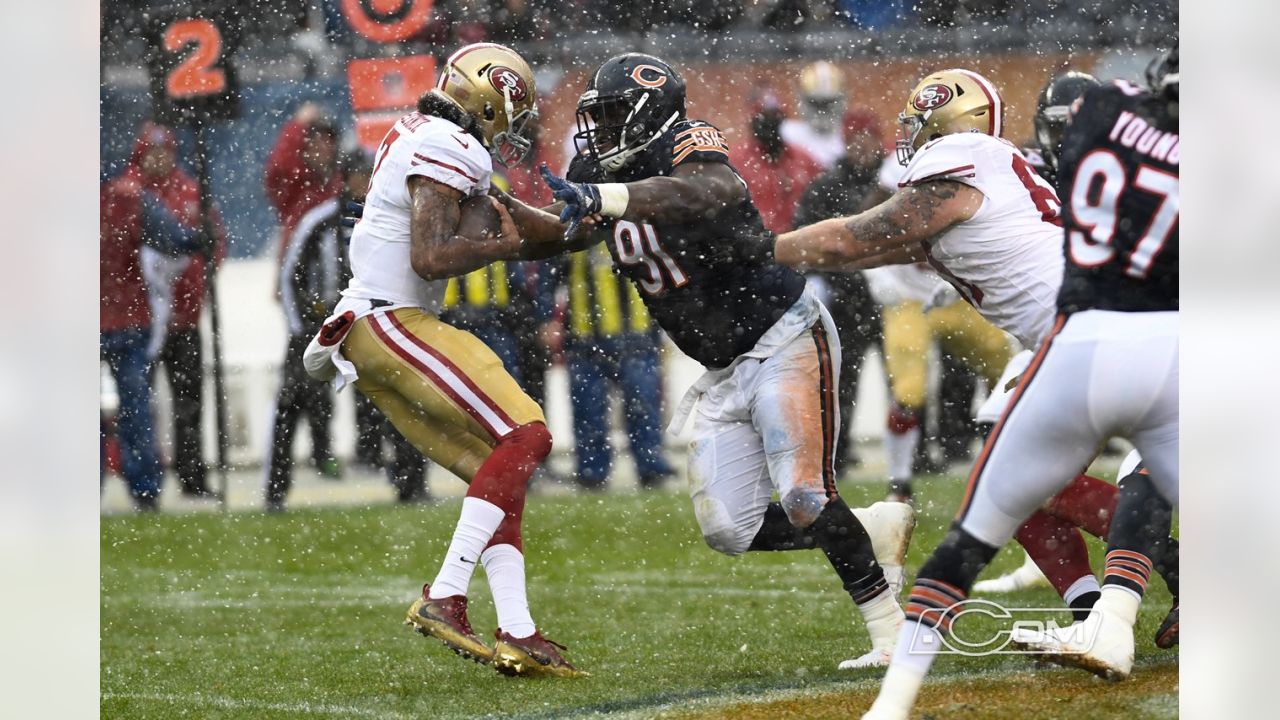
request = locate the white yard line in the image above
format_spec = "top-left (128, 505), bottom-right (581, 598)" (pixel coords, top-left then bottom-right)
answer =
top-left (101, 691), bottom-right (413, 719)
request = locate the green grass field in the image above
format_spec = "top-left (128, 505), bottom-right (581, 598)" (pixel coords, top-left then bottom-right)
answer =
top-left (102, 475), bottom-right (1176, 719)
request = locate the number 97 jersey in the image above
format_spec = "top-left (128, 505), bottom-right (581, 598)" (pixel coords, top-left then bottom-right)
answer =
top-left (1056, 81), bottom-right (1179, 314)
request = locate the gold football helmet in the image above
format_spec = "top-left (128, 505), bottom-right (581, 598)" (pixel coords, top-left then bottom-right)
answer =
top-left (437, 43), bottom-right (538, 166)
top-left (896, 68), bottom-right (1005, 165)
top-left (798, 61), bottom-right (846, 133)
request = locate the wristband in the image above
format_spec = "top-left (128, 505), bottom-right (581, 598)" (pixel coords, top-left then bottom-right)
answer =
top-left (596, 183), bottom-right (630, 218)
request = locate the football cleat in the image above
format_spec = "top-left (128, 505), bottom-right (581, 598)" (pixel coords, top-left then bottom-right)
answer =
top-left (492, 628), bottom-right (588, 678)
top-left (1155, 599), bottom-right (1179, 649)
top-left (973, 552), bottom-right (1051, 594)
top-left (404, 584), bottom-right (493, 664)
top-left (838, 648), bottom-right (891, 670)
top-left (1010, 604), bottom-right (1134, 681)
top-left (852, 501), bottom-right (917, 597)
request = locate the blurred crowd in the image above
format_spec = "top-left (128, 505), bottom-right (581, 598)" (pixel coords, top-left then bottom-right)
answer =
top-left (101, 0), bottom-right (1175, 75)
top-left (101, 55), bottom-right (1019, 512)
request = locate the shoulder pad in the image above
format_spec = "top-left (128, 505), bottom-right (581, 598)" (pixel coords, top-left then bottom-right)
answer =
top-left (668, 119), bottom-right (731, 166)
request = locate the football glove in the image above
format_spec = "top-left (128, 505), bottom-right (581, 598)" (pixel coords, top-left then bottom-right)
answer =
top-left (540, 164), bottom-right (602, 238)
top-left (341, 201), bottom-right (364, 229)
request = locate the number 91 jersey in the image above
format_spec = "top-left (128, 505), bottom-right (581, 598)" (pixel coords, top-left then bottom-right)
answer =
top-left (1056, 81), bottom-right (1179, 314)
top-left (897, 132), bottom-right (1066, 350)
top-left (567, 119), bottom-right (806, 369)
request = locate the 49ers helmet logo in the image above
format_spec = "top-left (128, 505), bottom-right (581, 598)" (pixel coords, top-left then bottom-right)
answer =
top-left (488, 66), bottom-right (528, 101)
top-left (913, 83), bottom-right (953, 111)
top-left (630, 64), bottom-right (668, 88)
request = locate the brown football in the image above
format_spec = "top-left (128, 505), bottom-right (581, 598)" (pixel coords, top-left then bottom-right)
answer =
top-left (456, 195), bottom-right (504, 241)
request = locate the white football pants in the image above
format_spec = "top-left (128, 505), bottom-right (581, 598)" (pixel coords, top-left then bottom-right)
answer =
top-left (957, 310), bottom-right (1179, 548)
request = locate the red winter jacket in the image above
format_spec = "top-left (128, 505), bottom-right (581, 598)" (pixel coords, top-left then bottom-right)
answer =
top-left (731, 141), bottom-right (824, 234)
top-left (101, 124), bottom-right (222, 332)
top-left (265, 119), bottom-right (342, 261)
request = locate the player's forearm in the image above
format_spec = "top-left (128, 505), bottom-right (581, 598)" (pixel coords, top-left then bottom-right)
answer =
top-left (611, 175), bottom-right (734, 225)
top-left (775, 217), bottom-right (911, 271)
top-left (497, 192), bottom-right (565, 244)
top-left (496, 193), bottom-right (596, 258)
top-left (412, 233), bottom-right (521, 280)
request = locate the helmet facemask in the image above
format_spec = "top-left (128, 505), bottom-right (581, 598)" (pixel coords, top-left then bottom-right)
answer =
top-left (576, 89), bottom-right (679, 172)
top-left (895, 111), bottom-right (925, 166)
top-left (491, 85), bottom-right (538, 167)
top-left (1034, 104), bottom-right (1070, 171)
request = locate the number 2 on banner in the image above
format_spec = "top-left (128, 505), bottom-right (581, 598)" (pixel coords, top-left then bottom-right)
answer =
top-left (163, 18), bottom-right (228, 99)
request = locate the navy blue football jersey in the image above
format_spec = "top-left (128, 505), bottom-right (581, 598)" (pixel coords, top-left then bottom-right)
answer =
top-left (1056, 81), bottom-right (1179, 314)
top-left (567, 119), bottom-right (806, 369)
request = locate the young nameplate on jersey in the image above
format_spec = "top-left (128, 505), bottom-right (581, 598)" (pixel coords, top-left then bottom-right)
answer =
top-left (496, 52), bottom-right (917, 672)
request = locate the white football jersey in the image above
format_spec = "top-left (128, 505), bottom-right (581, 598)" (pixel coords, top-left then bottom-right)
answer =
top-left (780, 118), bottom-right (843, 168)
top-left (865, 157), bottom-right (947, 306)
top-left (344, 111), bottom-right (494, 310)
top-left (898, 132), bottom-right (1064, 348)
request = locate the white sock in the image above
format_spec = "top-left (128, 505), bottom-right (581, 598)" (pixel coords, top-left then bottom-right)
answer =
top-left (429, 497), bottom-right (505, 599)
top-left (1063, 575), bottom-right (1101, 607)
top-left (1097, 585), bottom-right (1142, 625)
top-left (868, 619), bottom-right (935, 715)
top-left (481, 543), bottom-right (537, 638)
top-left (858, 589), bottom-right (904, 651)
top-left (884, 426), bottom-right (920, 484)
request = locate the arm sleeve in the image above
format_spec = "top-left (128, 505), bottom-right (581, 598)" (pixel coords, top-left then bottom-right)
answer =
top-left (897, 136), bottom-right (981, 188)
top-left (405, 135), bottom-right (489, 196)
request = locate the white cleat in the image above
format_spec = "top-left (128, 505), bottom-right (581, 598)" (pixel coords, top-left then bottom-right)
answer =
top-left (852, 501), bottom-right (916, 597)
top-left (838, 648), bottom-right (890, 670)
top-left (973, 551), bottom-right (1050, 594)
top-left (1010, 605), bottom-right (1134, 681)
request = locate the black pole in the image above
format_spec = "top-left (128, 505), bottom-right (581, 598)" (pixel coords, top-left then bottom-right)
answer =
top-left (192, 119), bottom-right (231, 511)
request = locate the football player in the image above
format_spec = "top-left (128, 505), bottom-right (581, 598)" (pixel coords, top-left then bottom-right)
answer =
top-left (1029, 70), bottom-right (1101, 186)
top-left (499, 52), bottom-right (916, 669)
top-left (773, 47), bottom-right (1177, 716)
top-left (972, 69), bottom-right (1178, 648)
top-left (302, 43), bottom-right (584, 678)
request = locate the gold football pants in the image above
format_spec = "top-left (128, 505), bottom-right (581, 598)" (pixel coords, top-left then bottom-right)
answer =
top-left (881, 300), bottom-right (1012, 410)
top-left (341, 307), bottom-right (545, 482)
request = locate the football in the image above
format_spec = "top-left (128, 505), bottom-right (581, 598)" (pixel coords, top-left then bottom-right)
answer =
top-left (456, 194), bottom-right (505, 241)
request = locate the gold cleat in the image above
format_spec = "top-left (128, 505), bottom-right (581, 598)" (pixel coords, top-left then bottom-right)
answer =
top-left (492, 629), bottom-right (588, 678)
top-left (404, 584), bottom-right (493, 664)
